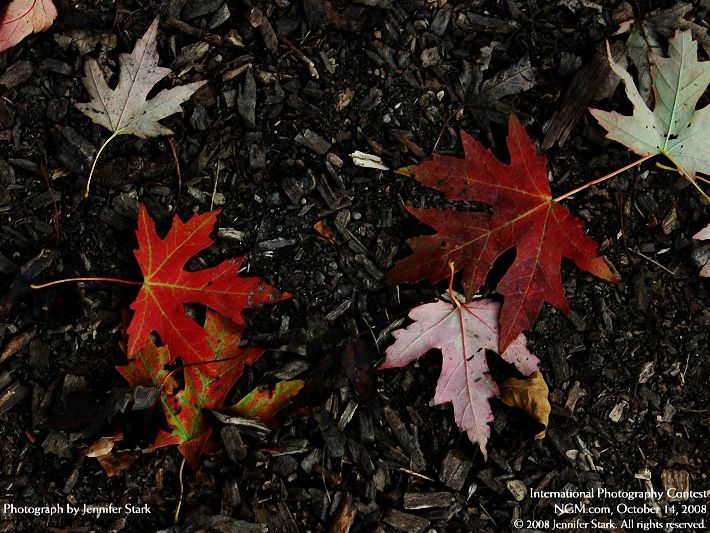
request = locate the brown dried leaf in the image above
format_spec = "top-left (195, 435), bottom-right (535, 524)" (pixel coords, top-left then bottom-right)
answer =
top-left (83, 435), bottom-right (121, 458)
top-left (500, 370), bottom-right (550, 439)
top-left (0, 330), bottom-right (36, 364)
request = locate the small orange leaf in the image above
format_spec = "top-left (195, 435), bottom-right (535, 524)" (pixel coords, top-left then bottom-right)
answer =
top-left (500, 370), bottom-right (550, 439)
top-left (314, 220), bottom-right (336, 244)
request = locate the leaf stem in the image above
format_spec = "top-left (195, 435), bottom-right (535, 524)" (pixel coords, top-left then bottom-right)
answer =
top-left (85, 129), bottom-right (124, 198)
top-left (447, 261), bottom-right (470, 366)
top-left (553, 154), bottom-right (654, 203)
top-left (174, 457), bottom-right (186, 524)
top-left (160, 354), bottom-right (246, 384)
top-left (31, 277), bottom-right (142, 290)
top-left (680, 171), bottom-right (710, 203)
top-left (447, 261), bottom-right (461, 309)
top-left (654, 161), bottom-right (710, 202)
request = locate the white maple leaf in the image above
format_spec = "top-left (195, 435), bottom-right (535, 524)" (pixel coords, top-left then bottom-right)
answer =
top-left (75, 18), bottom-right (206, 195)
top-left (590, 30), bottom-right (710, 186)
top-left (382, 297), bottom-right (539, 458)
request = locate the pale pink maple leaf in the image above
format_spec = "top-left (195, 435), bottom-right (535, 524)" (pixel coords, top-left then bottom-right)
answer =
top-left (382, 298), bottom-right (539, 458)
top-left (0, 0), bottom-right (57, 53)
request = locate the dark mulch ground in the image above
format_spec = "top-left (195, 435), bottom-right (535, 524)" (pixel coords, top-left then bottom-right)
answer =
top-left (1, 0), bottom-right (709, 531)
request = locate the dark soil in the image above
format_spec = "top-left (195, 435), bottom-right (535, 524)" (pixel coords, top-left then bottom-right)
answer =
top-left (1, 0), bottom-right (709, 532)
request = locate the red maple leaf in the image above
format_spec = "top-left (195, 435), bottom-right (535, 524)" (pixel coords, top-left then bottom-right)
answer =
top-left (387, 115), bottom-right (619, 351)
top-left (126, 205), bottom-right (283, 373)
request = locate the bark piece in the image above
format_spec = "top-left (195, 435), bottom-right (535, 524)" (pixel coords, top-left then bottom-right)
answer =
top-left (382, 509), bottom-right (430, 532)
top-left (438, 449), bottom-right (472, 490)
top-left (221, 426), bottom-right (247, 462)
top-left (403, 491), bottom-right (453, 510)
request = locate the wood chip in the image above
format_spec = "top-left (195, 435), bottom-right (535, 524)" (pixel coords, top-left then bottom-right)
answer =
top-left (439, 449), bottom-right (472, 490)
top-left (382, 509), bottom-right (430, 532)
top-left (548, 342), bottom-right (571, 385)
top-left (608, 400), bottom-right (627, 422)
top-left (637, 361), bottom-right (655, 384)
top-left (403, 491), bottom-right (453, 510)
top-left (383, 405), bottom-right (425, 471)
top-left (238, 69), bottom-right (256, 128)
top-left (41, 431), bottom-right (73, 459)
top-left (0, 330), bottom-right (36, 364)
top-left (477, 468), bottom-right (505, 493)
top-left (662, 207), bottom-right (679, 235)
top-left (542, 42), bottom-right (625, 149)
top-left (335, 88), bottom-right (354, 111)
top-left (0, 61), bottom-right (33, 90)
top-left (221, 426), bottom-right (248, 462)
top-left (295, 129), bottom-right (332, 155)
top-left (350, 151), bottom-right (388, 170)
top-left (330, 493), bottom-right (357, 533)
top-left (564, 381), bottom-right (586, 414)
top-left (0, 381), bottom-right (28, 416)
top-left (662, 469), bottom-right (690, 501)
top-left (506, 479), bottom-right (527, 501)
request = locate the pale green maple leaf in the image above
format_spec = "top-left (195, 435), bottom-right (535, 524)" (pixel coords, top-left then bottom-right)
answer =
top-left (590, 30), bottom-right (710, 185)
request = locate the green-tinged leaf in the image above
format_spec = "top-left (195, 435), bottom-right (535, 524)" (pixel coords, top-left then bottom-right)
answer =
top-left (227, 380), bottom-right (304, 426)
top-left (116, 338), bottom-right (176, 394)
top-left (118, 310), bottom-right (265, 471)
top-left (590, 30), bottom-right (710, 180)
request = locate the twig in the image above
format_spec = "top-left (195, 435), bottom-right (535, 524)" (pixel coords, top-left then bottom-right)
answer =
top-left (655, 161), bottom-right (710, 201)
top-left (39, 163), bottom-right (60, 247)
top-left (632, 249), bottom-right (676, 276)
top-left (278, 34), bottom-right (319, 79)
top-left (166, 137), bottom-right (182, 213)
top-left (112, 0), bottom-right (121, 32)
top-left (211, 152), bottom-right (220, 211)
top-left (680, 352), bottom-right (690, 386)
top-left (398, 467), bottom-right (436, 483)
top-left (165, 17), bottom-right (223, 47)
top-left (432, 107), bottom-right (462, 153)
top-left (478, 502), bottom-right (498, 528)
